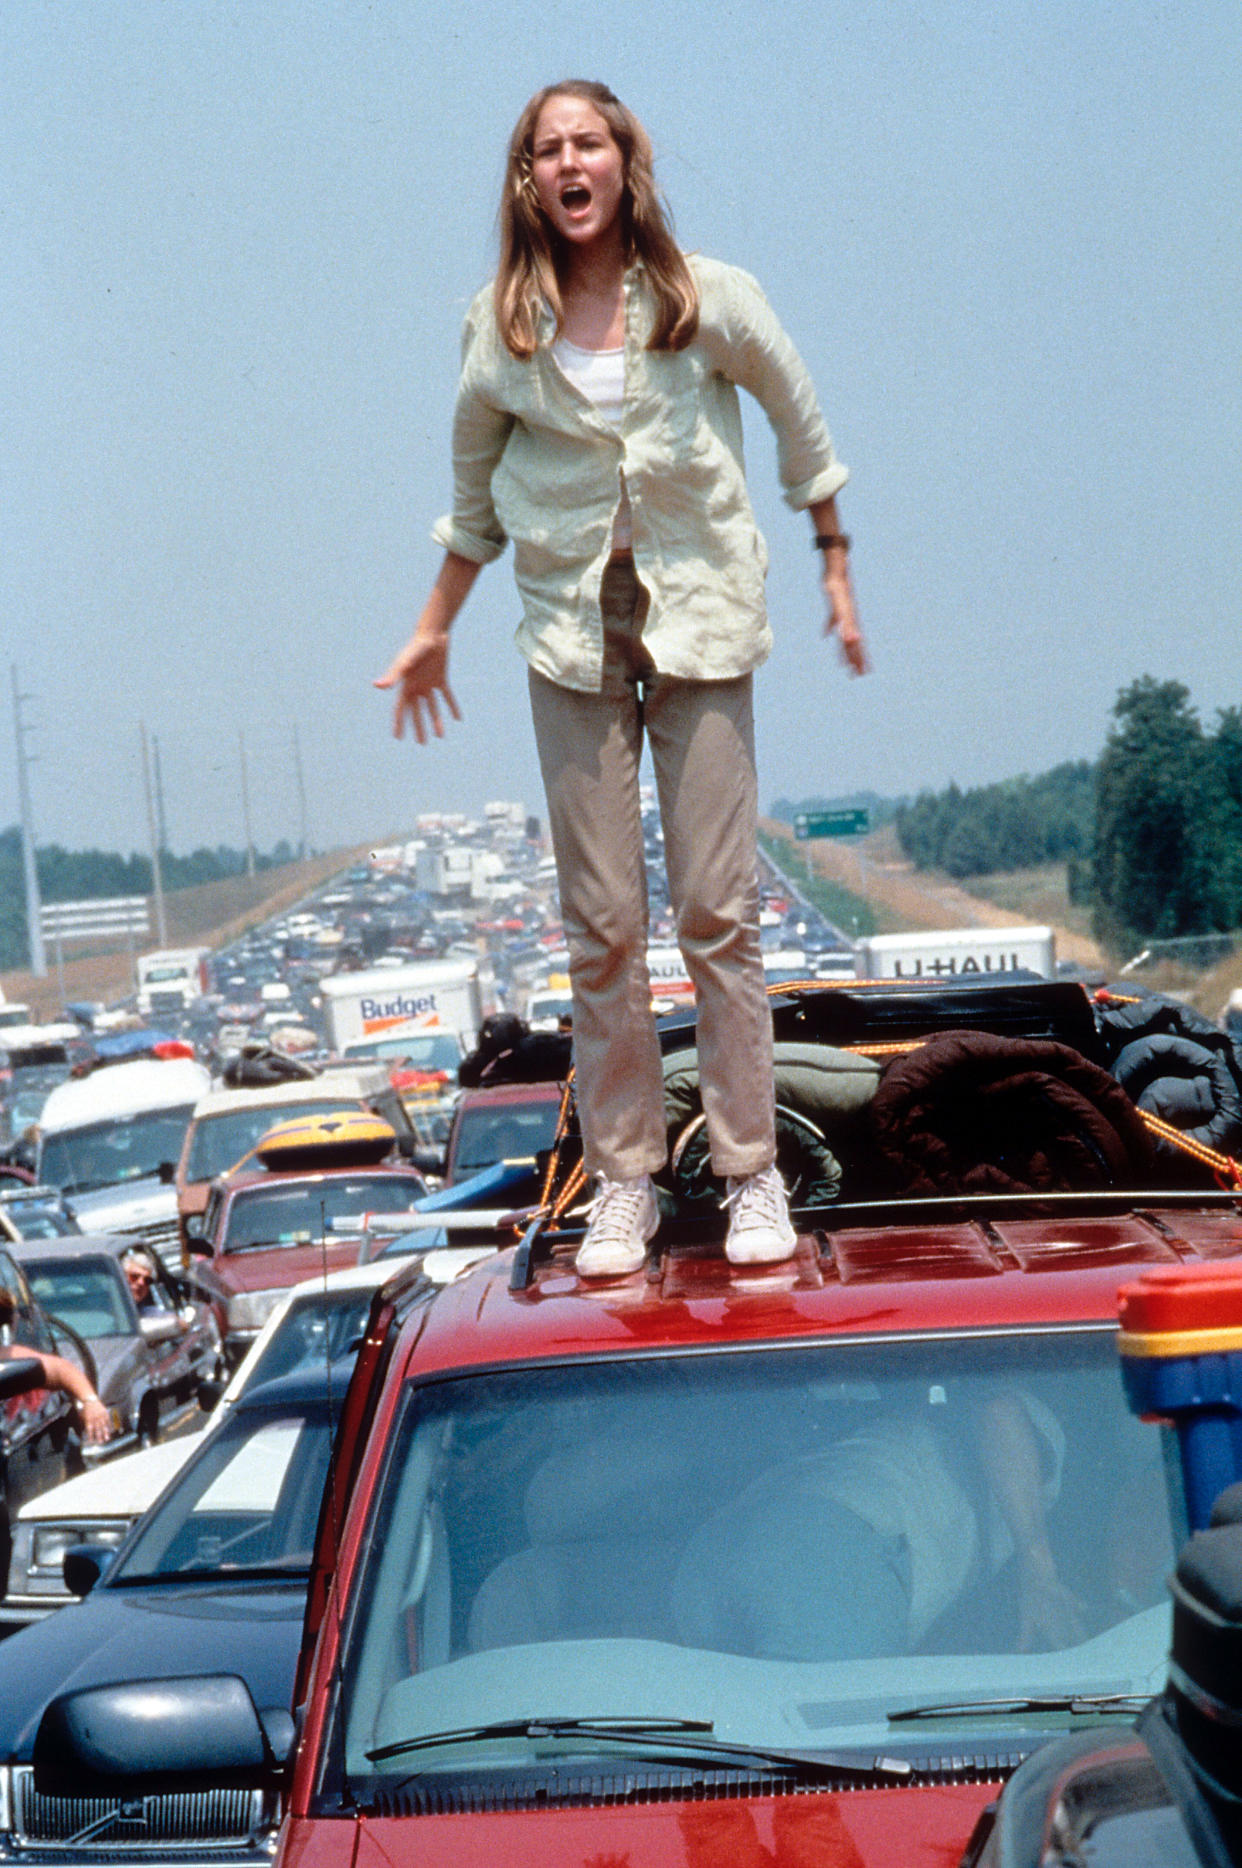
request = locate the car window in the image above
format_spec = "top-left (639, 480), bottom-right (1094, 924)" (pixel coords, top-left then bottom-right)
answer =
top-left (335, 1329), bottom-right (1176, 1789)
top-left (222, 1176), bottom-right (423, 1250)
top-left (25, 1261), bottom-right (135, 1338)
top-left (240, 1292), bottom-right (374, 1390)
top-left (40, 1106), bottom-right (196, 1193)
top-left (184, 1102), bottom-right (365, 1181)
top-left (115, 1406), bottom-right (333, 1580)
top-left (452, 1100), bottom-right (560, 1176)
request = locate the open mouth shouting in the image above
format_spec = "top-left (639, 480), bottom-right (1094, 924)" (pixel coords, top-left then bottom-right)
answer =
top-left (530, 96), bottom-right (626, 247)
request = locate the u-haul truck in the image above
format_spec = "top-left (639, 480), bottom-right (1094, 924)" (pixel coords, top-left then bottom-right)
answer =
top-left (321, 960), bottom-right (485, 1057)
top-left (854, 925), bottom-right (1056, 981)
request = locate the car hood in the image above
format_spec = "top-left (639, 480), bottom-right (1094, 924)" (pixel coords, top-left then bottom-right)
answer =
top-left (0, 1580), bottom-right (304, 1758)
top-left (67, 1181), bottom-right (177, 1230)
top-left (18, 1434), bottom-right (203, 1522)
top-left (339, 1781), bottom-right (998, 1868)
top-left (214, 1239), bottom-right (361, 1295)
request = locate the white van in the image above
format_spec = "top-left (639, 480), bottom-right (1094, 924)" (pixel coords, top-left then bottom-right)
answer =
top-left (37, 1057), bottom-right (212, 1266)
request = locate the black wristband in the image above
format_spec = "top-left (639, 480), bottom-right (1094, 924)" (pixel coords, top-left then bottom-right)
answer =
top-left (814, 533), bottom-right (851, 552)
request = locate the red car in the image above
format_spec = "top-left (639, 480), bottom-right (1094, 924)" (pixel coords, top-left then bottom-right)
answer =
top-left (262, 1197), bottom-right (1240, 1864)
top-left (186, 1151), bottom-right (426, 1362)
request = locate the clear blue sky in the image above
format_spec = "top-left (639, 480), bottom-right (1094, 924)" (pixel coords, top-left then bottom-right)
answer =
top-left (4, 0), bottom-right (1239, 857)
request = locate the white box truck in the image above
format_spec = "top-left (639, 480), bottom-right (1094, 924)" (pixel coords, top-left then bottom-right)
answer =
top-left (135, 948), bottom-right (209, 1017)
top-left (854, 925), bottom-right (1056, 981)
top-left (321, 959), bottom-right (485, 1058)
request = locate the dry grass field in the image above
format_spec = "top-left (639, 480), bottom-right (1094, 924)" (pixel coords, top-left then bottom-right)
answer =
top-left (2, 845), bottom-right (373, 1021)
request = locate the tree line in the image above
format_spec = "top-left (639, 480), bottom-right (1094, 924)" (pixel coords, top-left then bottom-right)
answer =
top-left (780, 680), bottom-right (1242, 954)
top-left (0, 829), bottom-right (300, 972)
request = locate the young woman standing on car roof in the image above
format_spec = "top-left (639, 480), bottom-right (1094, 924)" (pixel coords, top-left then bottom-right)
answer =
top-left (377, 80), bottom-right (867, 1277)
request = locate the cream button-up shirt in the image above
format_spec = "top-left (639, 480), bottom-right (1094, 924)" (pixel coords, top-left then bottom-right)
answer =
top-left (432, 254), bottom-right (849, 692)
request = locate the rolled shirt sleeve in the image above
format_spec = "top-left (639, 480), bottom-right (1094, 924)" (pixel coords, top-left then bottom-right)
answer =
top-left (707, 264), bottom-right (849, 511)
top-left (431, 299), bottom-right (514, 564)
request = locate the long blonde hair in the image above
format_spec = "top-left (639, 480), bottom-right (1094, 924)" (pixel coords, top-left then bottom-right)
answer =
top-left (495, 80), bottom-right (699, 361)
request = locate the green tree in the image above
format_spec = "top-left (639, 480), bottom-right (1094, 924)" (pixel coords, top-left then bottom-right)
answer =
top-left (1092, 678), bottom-right (1220, 950)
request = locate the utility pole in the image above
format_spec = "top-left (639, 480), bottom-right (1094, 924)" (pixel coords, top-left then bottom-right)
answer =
top-left (152, 732), bottom-right (169, 854)
top-left (292, 724), bottom-right (308, 860)
top-left (140, 722), bottom-right (168, 945)
top-left (239, 730), bottom-right (256, 878)
top-left (10, 663), bottom-right (46, 977)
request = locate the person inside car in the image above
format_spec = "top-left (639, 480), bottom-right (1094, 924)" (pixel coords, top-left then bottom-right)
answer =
top-left (0, 1283), bottom-right (113, 1445)
top-left (122, 1250), bottom-right (162, 1312)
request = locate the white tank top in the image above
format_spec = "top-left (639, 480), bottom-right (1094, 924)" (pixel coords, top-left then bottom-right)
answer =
top-left (552, 337), bottom-right (632, 552)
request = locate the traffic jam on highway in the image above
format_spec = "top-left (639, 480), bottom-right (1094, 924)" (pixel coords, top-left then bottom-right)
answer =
top-left (4, 802), bottom-right (1242, 1866)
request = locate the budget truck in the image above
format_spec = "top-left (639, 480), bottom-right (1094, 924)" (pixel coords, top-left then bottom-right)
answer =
top-left (320, 959), bottom-right (485, 1061)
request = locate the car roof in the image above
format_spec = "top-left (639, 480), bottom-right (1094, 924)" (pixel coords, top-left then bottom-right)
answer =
top-left (389, 1198), bottom-right (1242, 1382)
top-left (40, 1058), bottom-right (210, 1128)
top-left (456, 1081), bottom-right (564, 1108)
top-left (7, 1235), bottom-right (129, 1268)
top-left (190, 1070), bottom-right (389, 1115)
top-left (219, 1161), bottom-right (424, 1196)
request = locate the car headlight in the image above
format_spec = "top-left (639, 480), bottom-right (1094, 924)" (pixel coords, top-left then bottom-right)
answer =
top-left (226, 1288), bottom-right (287, 1332)
top-left (0, 1761), bottom-right (11, 1834)
top-left (30, 1522), bottom-right (128, 1575)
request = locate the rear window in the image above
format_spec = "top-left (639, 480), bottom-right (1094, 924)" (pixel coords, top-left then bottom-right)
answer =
top-left (222, 1175), bottom-right (424, 1250)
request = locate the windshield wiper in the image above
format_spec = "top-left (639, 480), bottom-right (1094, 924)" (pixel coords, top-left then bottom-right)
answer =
top-left (888, 1692), bottom-right (1149, 1724)
top-left (368, 1715), bottom-right (913, 1781)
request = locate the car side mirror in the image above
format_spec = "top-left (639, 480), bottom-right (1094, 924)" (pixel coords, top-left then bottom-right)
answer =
top-left (62, 1543), bottom-right (116, 1598)
top-left (139, 1312), bottom-right (183, 1346)
top-left (32, 1674), bottom-right (290, 1797)
top-left (158, 1161), bottom-right (177, 1185)
top-left (0, 1356), bottom-right (46, 1402)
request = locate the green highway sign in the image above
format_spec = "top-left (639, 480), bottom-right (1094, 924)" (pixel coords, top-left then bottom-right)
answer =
top-left (794, 808), bottom-right (870, 840)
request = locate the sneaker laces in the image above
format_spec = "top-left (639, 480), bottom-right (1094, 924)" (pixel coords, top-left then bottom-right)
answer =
top-left (723, 1165), bottom-right (788, 1228)
top-left (585, 1175), bottom-right (651, 1244)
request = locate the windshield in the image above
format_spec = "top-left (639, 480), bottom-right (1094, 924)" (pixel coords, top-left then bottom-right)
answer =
top-left (115, 1403), bottom-right (332, 1581)
top-left (222, 1175), bottom-right (423, 1250)
top-left (24, 1260), bottom-right (133, 1338)
top-left (40, 1105), bottom-right (195, 1194)
top-left (184, 1101), bottom-right (363, 1181)
top-left (452, 1099), bottom-right (560, 1178)
top-left (333, 1329), bottom-right (1176, 1791)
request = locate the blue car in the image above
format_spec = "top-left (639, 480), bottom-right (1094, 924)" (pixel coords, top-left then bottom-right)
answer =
top-left (0, 1364), bottom-right (345, 1868)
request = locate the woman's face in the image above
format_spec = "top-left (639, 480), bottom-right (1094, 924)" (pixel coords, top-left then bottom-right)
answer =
top-left (529, 95), bottom-right (625, 250)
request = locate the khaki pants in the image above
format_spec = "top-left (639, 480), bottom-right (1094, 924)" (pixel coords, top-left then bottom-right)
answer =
top-left (528, 559), bottom-right (776, 1181)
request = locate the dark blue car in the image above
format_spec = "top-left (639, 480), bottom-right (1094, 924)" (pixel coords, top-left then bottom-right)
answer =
top-left (0, 1365), bottom-right (344, 1868)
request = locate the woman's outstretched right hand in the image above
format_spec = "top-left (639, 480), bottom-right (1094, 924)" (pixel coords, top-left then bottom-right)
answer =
top-left (375, 552), bottom-right (480, 742)
top-left (374, 627), bottom-right (461, 743)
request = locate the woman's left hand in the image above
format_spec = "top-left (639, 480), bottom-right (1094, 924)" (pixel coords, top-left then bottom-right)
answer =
top-left (822, 563), bottom-right (869, 676)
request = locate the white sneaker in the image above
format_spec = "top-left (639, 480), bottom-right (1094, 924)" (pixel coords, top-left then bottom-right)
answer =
top-left (575, 1174), bottom-right (659, 1277)
top-left (724, 1164), bottom-right (797, 1265)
